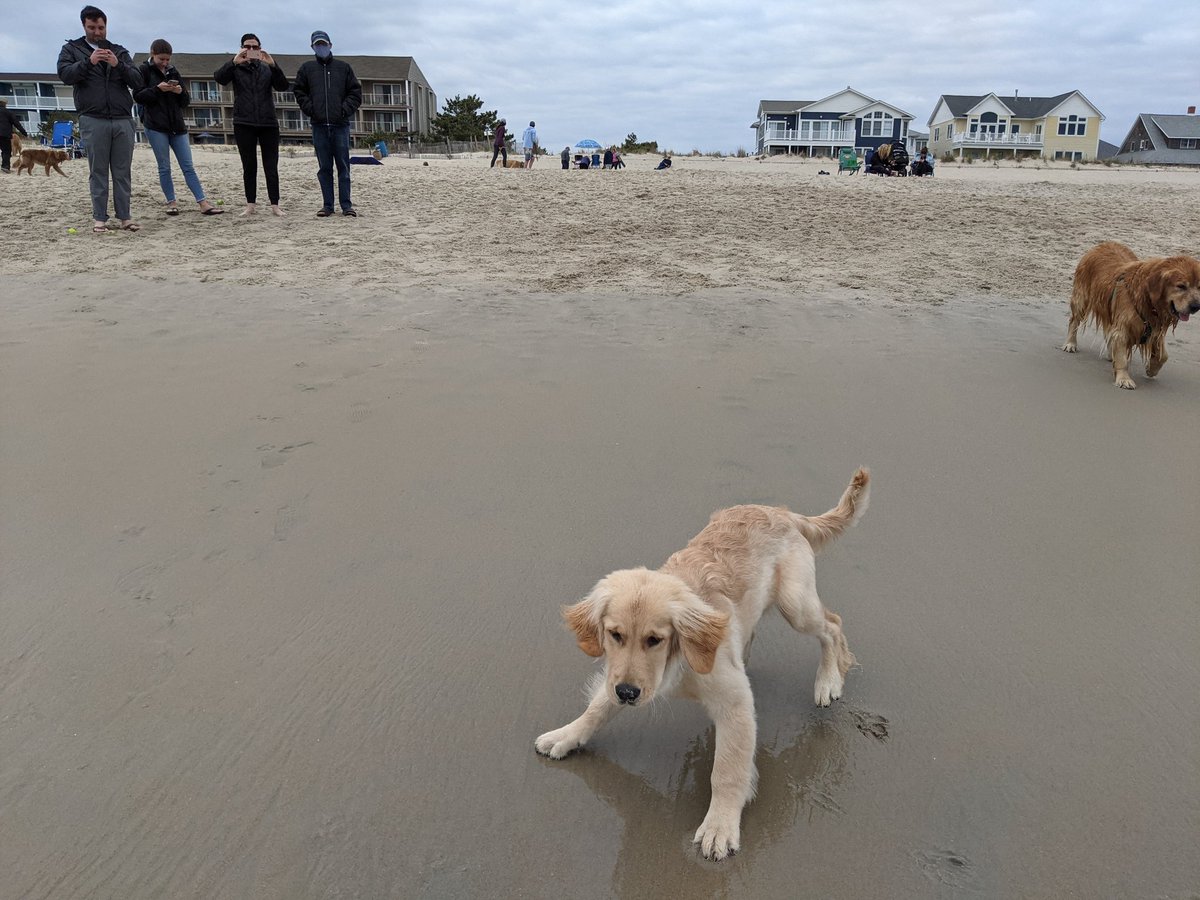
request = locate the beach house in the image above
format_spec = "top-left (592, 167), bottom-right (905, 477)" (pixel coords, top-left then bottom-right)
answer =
top-left (1113, 109), bottom-right (1200, 164)
top-left (751, 87), bottom-right (913, 158)
top-left (926, 91), bottom-right (1103, 161)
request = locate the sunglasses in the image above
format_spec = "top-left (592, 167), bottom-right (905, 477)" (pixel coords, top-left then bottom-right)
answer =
top-left (242, 43), bottom-right (261, 49)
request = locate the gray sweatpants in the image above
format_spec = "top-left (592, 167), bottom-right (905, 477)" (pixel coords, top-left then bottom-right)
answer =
top-left (78, 115), bottom-right (135, 222)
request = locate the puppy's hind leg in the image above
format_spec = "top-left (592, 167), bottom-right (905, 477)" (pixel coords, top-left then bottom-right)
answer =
top-left (1062, 288), bottom-right (1085, 352)
top-left (535, 677), bottom-right (620, 759)
top-left (775, 551), bottom-right (856, 707)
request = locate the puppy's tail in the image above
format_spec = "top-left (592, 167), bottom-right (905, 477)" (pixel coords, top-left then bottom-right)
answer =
top-left (792, 467), bottom-right (870, 552)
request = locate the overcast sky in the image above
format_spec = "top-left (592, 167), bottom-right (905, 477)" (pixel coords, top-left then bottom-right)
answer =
top-left (4, 1), bottom-right (1196, 152)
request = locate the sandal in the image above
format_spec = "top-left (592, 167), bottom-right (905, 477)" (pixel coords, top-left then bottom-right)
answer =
top-left (202, 207), bottom-right (224, 216)
top-left (341, 208), bottom-right (358, 217)
top-left (92, 224), bottom-right (108, 234)
top-left (165, 206), bottom-right (180, 216)
top-left (316, 208), bottom-right (334, 217)
top-left (120, 222), bottom-right (141, 232)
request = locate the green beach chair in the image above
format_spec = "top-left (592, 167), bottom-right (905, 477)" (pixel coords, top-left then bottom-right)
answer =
top-left (837, 147), bottom-right (861, 174)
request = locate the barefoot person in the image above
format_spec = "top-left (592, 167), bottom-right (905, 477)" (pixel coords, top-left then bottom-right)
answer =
top-left (136, 39), bottom-right (222, 217)
top-left (214, 33), bottom-right (288, 216)
top-left (56, 5), bottom-right (144, 233)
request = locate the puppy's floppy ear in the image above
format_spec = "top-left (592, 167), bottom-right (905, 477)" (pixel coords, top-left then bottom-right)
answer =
top-left (562, 584), bottom-right (609, 657)
top-left (673, 594), bottom-right (730, 675)
top-left (1148, 263), bottom-right (1186, 308)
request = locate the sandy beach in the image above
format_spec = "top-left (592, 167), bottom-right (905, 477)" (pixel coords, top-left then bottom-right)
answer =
top-left (2, 150), bottom-right (1198, 898)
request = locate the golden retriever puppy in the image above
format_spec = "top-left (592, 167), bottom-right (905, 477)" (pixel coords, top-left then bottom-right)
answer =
top-left (536, 468), bottom-right (871, 860)
top-left (14, 148), bottom-right (70, 177)
top-left (504, 159), bottom-right (524, 169)
top-left (1062, 241), bottom-right (1200, 388)
top-left (10, 134), bottom-right (22, 156)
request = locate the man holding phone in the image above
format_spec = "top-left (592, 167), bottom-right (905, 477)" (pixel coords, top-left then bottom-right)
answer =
top-left (57, 5), bottom-right (144, 233)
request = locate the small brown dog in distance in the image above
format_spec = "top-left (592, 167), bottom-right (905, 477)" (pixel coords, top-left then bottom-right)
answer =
top-left (536, 468), bottom-right (870, 860)
top-left (1063, 241), bottom-right (1200, 388)
top-left (14, 147), bottom-right (70, 177)
top-left (10, 133), bottom-right (22, 156)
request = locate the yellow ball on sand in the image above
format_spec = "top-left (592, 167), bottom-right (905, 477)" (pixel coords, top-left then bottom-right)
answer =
top-left (67, 227), bottom-right (78, 234)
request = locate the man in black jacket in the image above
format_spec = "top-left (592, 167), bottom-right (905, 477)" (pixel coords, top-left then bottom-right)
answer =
top-left (56, 5), bottom-right (144, 232)
top-left (0, 100), bottom-right (30, 173)
top-left (292, 30), bottom-right (363, 217)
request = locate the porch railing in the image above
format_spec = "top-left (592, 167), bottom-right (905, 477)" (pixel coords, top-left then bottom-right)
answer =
top-left (951, 132), bottom-right (1043, 146)
top-left (764, 127), bottom-right (858, 144)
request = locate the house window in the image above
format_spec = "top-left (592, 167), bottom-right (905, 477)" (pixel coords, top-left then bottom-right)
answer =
top-left (934, 126), bottom-right (940, 141)
top-left (1139, 139), bottom-right (1148, 150)
top-left (1058, 115), bottom-right (1086, 136)
top-left (1181, 138), bottom-right (1197, 149)
top-left (191, 107), bottom-right (222, 128)
top-left (862, 110), bottom-right (893, 138)
top-left (1054, 150), bottom-right (1083, 161)
top-left (190, 80), bottom-right (222, 103)
top-left (370, 83), bottom-right (408, 106)
top-left (1035, 124), bottom-right (1043, 137)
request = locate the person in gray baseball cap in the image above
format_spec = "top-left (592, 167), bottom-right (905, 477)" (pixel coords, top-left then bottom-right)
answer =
top-left (292, 30), bottom-right (363, 216)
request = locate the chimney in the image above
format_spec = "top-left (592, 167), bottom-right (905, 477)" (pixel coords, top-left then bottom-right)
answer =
top-left (1189, 105), bottom-right (1197, 115)
top-left (1014, 89), bottom-right (1019, 100)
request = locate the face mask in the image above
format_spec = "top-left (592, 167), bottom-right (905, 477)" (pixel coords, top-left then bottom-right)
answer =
top-left (314, 45), bottom-right (332, 60)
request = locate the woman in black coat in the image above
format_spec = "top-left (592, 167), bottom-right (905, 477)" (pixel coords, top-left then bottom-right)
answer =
top-left (214, 33), bottom-right (289, 216)
top-left (135, 39), bottom-right (222, 215)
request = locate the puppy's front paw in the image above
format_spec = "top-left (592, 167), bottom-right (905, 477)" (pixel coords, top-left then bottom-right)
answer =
top-left (1060, 342), bottom-right (1077, 353)
top-left (1114, 374), bottom-right (1137, 390)
top-left (534, 727), bottom-right (581, 759)
top-left (815, 672), bottom-right (844, 707)
top-left (693, 810), bottom-right (740, 861)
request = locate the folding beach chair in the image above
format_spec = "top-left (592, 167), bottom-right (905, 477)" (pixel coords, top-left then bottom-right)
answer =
top-left (837, 147), bottom-right (861, 174)
top-left (50, 120), bottom-right (83, 158)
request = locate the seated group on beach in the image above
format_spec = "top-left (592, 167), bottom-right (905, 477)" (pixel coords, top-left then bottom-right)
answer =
top-left (56, 5), bottom-right (366, 233)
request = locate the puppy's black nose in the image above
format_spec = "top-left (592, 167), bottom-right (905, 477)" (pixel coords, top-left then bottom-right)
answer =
top-left (615, 683), bottom-right (641, 704)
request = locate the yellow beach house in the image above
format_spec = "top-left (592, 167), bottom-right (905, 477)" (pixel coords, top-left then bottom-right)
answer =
top-left (926, 91), bottom-right (1103, 161)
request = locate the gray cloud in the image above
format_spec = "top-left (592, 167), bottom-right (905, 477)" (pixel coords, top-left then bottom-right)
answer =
top-left (6, 0), bottom-right (1197, 151)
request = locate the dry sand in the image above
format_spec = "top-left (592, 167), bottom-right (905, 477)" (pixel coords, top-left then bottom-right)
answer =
top-left (2, 150), bottom-right (1199, 899)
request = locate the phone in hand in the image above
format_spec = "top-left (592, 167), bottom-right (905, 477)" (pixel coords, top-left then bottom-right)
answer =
top-left (247, 48), bottom-right (261, 60)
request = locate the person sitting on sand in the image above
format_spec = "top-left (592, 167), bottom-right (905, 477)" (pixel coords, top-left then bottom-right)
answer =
top-left (656, 156), bottom-right (672, 170)
top-left (866, 143), bottom-right (893, 175)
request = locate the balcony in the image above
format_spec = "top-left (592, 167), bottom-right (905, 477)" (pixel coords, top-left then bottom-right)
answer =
top-left (185, 119), bottom-right (225, 131)
top-left (368, 91), bottom-right (409, 107)
top-left (0, 93), bottom-right (75, 111)
top-left (764, 127), bottom-right (857, 145)
top-left (951, 132), bottom-right (1043, 147)
top-left (189, 90), bottom-right (232, 104)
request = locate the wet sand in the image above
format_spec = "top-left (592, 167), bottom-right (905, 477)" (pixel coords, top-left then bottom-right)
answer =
top-left (2, 154), bottom-right (1199, 898)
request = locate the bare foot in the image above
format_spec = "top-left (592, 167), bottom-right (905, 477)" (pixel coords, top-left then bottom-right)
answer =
top-left (270, 205), bottom-right (285, 217)
top-left (240, 203), bottom-right (256, 217)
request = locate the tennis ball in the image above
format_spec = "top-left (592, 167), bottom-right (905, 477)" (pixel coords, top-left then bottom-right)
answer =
top-left (67, 227), bottom-right (78, 234)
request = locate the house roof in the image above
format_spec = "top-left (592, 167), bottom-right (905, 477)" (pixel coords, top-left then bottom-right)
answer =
top-left (940, 91), bottom-right (1077, 119)
top-left (842, 99), bottom-right (914, 120)
top-left (129, 53), bottom-right (432, 87)
top-left (758, 100), bottom-right (812, 114)
top-left (1148, 114), bottom-right (1200, 139)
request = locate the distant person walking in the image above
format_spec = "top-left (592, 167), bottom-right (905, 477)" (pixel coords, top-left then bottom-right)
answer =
top-left (490, 118), bottom-right (507, 167)
top-left (215, 32), bottom-right (289, 216)
top-left (561, 145), bottom-right (570, 170)
top-left (136, 39), bottom-right (222, 216)
top-left (522, 120), bottom-right (537, 169)
top-left (0, 99), bottom-right (29, 173)
top-left (57, 5), bottom-right (144, 233)
top-left (293, 30), bottom-right (363, 217)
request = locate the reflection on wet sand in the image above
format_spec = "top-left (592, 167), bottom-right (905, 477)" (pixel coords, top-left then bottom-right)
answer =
top-left (541, 704), bottom-right (887, 898)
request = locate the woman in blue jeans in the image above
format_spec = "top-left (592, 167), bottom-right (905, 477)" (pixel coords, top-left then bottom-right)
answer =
top-left (135, 39), bottom-right (222, 216)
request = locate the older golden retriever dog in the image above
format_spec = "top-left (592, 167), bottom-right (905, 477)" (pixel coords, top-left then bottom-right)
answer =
top-left (536, 467), bottom-right (870, 860)
top-left (1062, 241), bottom-right (1200, 389)
top-left (14, 147), bottom-right (70, 177)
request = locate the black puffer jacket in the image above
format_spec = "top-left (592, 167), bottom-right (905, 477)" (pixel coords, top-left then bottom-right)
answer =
top-left (134, 61), bottom-right (190, 134)
top-left (213, 58), bottom-right (289, 127)
top-left (57, 36), bottom-right (143, 119)
top-left (292, 57), bottom-right (362, 127)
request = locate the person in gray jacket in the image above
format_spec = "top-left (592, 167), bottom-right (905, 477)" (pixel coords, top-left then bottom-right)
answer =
top-left (214, 33), bottom-right (289, 216)
top-left (57, 5), bottom-right (144, 232)
top-left (292, 31), bottom-right (362, 217)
